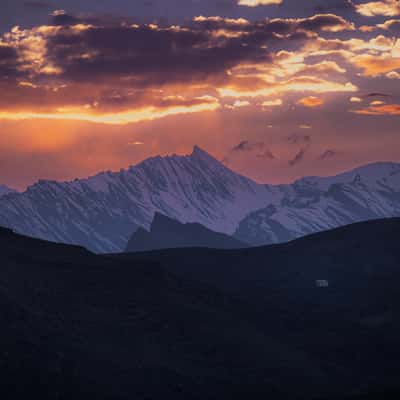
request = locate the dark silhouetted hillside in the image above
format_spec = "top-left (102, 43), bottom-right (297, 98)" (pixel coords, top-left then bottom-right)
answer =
top-left (2, 219), bottom-right (400, 399)
top-left (119, 218), bottom-right (400, 398)
top-left (126, 213), bottom-right (246, 252)
top-left (0, 226), bottom-right (328, 400)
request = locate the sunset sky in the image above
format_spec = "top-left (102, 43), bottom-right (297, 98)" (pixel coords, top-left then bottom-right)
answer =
top-left (1, 0), bottom-right (399, 189)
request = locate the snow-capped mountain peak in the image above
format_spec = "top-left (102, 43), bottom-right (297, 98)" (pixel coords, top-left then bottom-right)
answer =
top-left (0, 147), bottom-right (276, 253)
top-left (294, 162), bottom-right (400, 192)
top-left (1, 150), bottom-right (400, 253)
top-left (235, 161), bottom-right (400, 246)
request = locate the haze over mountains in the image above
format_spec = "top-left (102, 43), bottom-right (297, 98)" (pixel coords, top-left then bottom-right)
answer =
top-left (0, 147), bottom-right (400, 253)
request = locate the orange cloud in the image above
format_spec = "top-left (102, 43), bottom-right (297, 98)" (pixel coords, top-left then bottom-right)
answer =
top-left (0, 97), bottom-right (220, 125)
top-left (299, 124), bottom-right (312, 129)
top-left (352, 104), bottom-right (400, 116)
top-left (297, 96), bottom-right (325, 107)
top-left (359, 25), bottom-right (376, 32)
top-left (352, 53), bottom-right (400, 77)
top-left (218, 77), bottom-right (357, 98)
top-left (386, 71), bottom-right (400, 79)
top-left (377, 19), bottom-right (400, 30)
top-left (355, 0), bottom-right (400, 17)
top-left (261, 99), bottom-right (283, 107)
top-left (225, 100), bottom-right (251, 109)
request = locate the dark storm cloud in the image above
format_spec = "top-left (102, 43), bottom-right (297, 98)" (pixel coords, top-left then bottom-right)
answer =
top-left (365, 93), bottom-right (392, 98)
top-left (319, 149), bottom-right (337, 160)
top-left (287, 133), bottom-right (312, 144)
top-left (40, 12), bottom-right (354, 88)
top-left (0, 45), bottom-right (17, 61)
top-left (289, 148), bottom-right (306, 166)
top-left (0, 10), bottom-right (361, 117)
top-left (257, 149), bottom-right (275, 159)
top-left (51, 32), bottom-right (234, 87)
top-left (228, 140), bottom-right (274, 160)
top-left (0, 44), bottom-right (19, 79)
top-left (287, 133), bottom-right (312, 166)
top-left (232, 140), bottom-right (265, 152)
top-left (313, 0), bottom-right (354, 13)
top-left (51, 13), bottom-right (82, 26)
top-left (233, 140), bottom-right (270, 152)
top-left (45, 22), bottom-right (266, 86)
top-left (0, 8), bottom-right (356, 90)
top-left (0, 0), bottom-right (364, 36)
top-left (49, 11), bottom-right (104, 27)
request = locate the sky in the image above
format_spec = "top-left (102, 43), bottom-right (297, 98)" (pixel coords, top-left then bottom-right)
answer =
top-left (0, 0), bottom-right (399, 189)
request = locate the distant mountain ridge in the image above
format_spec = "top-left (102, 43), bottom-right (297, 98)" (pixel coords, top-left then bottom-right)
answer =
top-left (235, 162), bottom-right (400, 246)
top-left (0, 147), bottom-right (400, 253)
top-left (0, 184), bottom-right (16, 197)
top-left (126, 212), bottom-right (246, 252)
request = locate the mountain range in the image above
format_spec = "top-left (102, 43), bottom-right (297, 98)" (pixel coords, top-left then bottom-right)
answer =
top-left (2, 218), bottom-right (400, 399)
top-left (235, 162), bottom-right (400, 245)
top-left (0, 184), bottom-right (16, 197)
top-left (0, 147), bottom-right (400, 253)
top-left (126, 212), bottom-right (246, 252)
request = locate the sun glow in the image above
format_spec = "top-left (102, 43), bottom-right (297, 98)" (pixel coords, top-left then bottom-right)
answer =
top-left (0, 102), bottom-right (220, 125)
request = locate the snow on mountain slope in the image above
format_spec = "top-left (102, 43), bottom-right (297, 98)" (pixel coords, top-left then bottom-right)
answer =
top-left (0, 185), bottom-right (16, 198)
top-left (235, 163), bottom-right (400, 246)
top-left (1, 148), bottom-right (400, 253)
top-left (0, 147), bottom-right (280, 253)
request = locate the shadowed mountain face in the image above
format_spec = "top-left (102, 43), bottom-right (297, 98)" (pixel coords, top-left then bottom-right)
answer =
top-left (126, 213), bottom-right (246, 252)
top-left (1, 147), bottom-right (400, 253)
top-left (118, 218), bottom-right (400, 398)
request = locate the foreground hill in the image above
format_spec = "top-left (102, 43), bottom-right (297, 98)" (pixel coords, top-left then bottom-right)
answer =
top-left (126, 212), bottom-right (246, 252)
top-left (0, 225), bottom-right (334, 400)
top-left (2, 219), bottom-right (400, 398)
top-left (119, 218), bottom-right (400, 397)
